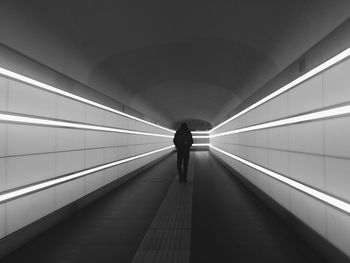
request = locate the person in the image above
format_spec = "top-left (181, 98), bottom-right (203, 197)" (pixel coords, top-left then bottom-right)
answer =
top-left (173, 123), bottom-right (193, 183)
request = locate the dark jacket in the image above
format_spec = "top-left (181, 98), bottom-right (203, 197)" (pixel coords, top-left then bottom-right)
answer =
top-left (173, 126), bottom-right (193, 152)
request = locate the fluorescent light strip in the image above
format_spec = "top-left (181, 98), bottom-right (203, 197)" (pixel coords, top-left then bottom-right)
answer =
top-left (0, 67), bottom-right (174, 133)
top-left (192, 131), bottom-right (210, 134)
top-left (0, 113), bottom-right (173, 138)
top-left (211, 47), bottom-right (350, 132)
top-left (210, 145), bottom-right (350, 214)
top-left (193, 135), bottom-right (210, 139)
top-left (210, 104), bottom-right (350, 138)
top-left (0, 145), bottom-right (174, 203)
top-left (193, 143), bottom-right (210, 147)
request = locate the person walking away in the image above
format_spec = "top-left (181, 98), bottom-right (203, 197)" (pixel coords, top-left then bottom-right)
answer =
top-left (173, 123), bottom-right (193, 183)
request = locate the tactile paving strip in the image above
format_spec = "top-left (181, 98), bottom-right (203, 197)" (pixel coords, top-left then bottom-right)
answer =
top-left (131, 157), bottom-right (194, 263)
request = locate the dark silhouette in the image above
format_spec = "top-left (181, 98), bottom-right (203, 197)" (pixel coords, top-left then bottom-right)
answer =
top-left (173, 123), bottom-right (193, 183)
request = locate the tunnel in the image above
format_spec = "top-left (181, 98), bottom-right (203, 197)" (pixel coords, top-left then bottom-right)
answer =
top-left (0, 1), bottom-right (350, 262)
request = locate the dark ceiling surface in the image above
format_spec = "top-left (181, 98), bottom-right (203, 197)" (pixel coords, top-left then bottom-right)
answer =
top-left (1, 0), bottom-right (350, 128)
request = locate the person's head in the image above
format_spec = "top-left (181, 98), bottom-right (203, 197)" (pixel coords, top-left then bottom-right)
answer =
top-left (180, 122), bottom-right (188, 130)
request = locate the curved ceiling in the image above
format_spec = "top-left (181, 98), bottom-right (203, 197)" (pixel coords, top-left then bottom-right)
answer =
top-left (1, 0), bottom-right (350, 127)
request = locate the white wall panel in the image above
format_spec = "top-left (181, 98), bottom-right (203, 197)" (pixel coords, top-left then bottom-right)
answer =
top-left (308, 197), bottom-right (326, 237)
top-left (0, 159), bottom-right (5, 192)
top-left (86, 105), bottom-right (105, 126)
top-left (255, 148), bottom-right (268, 167)
top-left (244, 109), bottom-right (255, 127)
top-left (0, 204), bottom-right (5, 239)
top-left (28, 188), bottom-right (55, 224)
top-left (237, 115), bottom-right (246, 128)
top-left (268, 127), bottom-right (288, 150)
top-left (6, 196), bottom-right (31, 234)
top-left (289, 153), bottom-right (324, 189)
top-left (269, 179), bottom-right (290, 210)
top-left (85, 171), bottom-right (104, 194)
top-left (268, 93), bottom-right (288, 121)
top-left (325, 157), bottom-right (350, 201)
top-left (290, 189), bottom-right (310, 225)
top-left (241, 131), bottom-right (255, 147)
top-left (118, 116), bottom-right (127, 129)
top-left (129, 119), bottom-right (136, 131)
top-left (324, 117), bottom-right (350, 158)
top-left (85, 130), bottom-right (105, 149)
top-left (255, 129), bottom-right (268, 148)
top-left (8, 79), bottom-right (56, 118)
top-left (56, 129), bottom-right (85, 151)
top-left (0, 124), bottom-right (6, 157)
top-left (287, 74), bottom-right (323, 116)
top-left (54, 183), bottom-right (72, 210)
top-left (6, 154), bottom-right (55, 190)
top-left (85, 148), bottom-right (104, 168)
top-left (105, 166), bottom-right (118, 184)
top-left (56, 151), bottom-right (85, 176)
top-left (256, 171), bottom-right (270, 194)
top-left (289, 121), bottom-right (324, 155)
top-left (268, 150), bottom-right (288, 175)
top-left (104, 147), bottom-right (118, 163)
top-left (327, 206), bottom-right (350, 256)
top-left (118, 133), bottom-right (128, 146)
top-left (0, 76), bottom-right (7, 111)
top-left (56, 96), bottom-right (85, 122)
top-left (7, 124), bottom-right (55, 156)
top-left (118, 163), bottom-right (126, 177)
top-left (323, 58), bottom-right (350, 107)
top-left (55, 178), bottom-right (85, 209)
top-left (104, 132), bottom-right (117, 148)
top-left (104, 111), bottom-right (118, 127)
top-left (254, 102), bottom-right (269, 124)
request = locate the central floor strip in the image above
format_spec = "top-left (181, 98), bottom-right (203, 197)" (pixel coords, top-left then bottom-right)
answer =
top-left (131, 156), bottom-right (194, 263)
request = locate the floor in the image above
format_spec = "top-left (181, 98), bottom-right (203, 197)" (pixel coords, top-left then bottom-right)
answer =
top-left (190, 151), bottom-right (327, 263)
top-left (0, 151), bottom-right (328, 263)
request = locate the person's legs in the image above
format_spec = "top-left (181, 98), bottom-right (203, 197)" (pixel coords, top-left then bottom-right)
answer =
top-left (183, 151), bottom-right (190, 182)
top-left (177, 152), bottom-right (184, 182)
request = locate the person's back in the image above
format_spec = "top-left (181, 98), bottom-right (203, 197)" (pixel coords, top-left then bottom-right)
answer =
top-left (174, 126), bottom-right (193, 152)
top-left (173, 123), bottom-right (193, 183)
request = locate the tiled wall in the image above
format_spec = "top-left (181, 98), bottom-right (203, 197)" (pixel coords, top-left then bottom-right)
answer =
top-left (210, 57), bottom-right (350, 256)
top-left (0, 73), bottom-right (173, 238)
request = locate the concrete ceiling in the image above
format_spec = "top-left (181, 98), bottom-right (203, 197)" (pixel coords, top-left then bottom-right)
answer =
top-left (1, 0), bottom-right (350, 128)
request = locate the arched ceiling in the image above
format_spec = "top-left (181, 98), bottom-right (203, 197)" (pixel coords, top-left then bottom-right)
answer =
top-left (1, 0), bottom-right (350, 128)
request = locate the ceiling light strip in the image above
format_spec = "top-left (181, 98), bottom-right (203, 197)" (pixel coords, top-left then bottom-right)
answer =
top-left (0, 145), bottom-right (174, 203)
top-left (210, 104), bottom-right (350, 138)
top-left (211, 47), bottom-right (350, 132)
top-left (210, 145), bottom-right (350, 214)
top-left (0, 113), bottom-right (173, 138)
top-left (0, 67), bottom-right (174, 133)
top-left (193, 143), bottom-right (210, 146)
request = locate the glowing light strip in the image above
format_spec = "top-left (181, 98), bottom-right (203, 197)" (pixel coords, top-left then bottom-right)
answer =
top-left (210, 145), bottom-right (350, 213)
top-left (193, 135), bottom-right (210, 139)
top-left (0, 145), bottom-right (174, 203)
top-left (193, 143), bottom-right (210, 146)
top-left (0, 67), bottom-right (174, 133)
top-left (0, 113), bottom-right (173, 138)
top-left (211, 47), bottom-right (350, 132)
top-left (192, 131), bottom-right (210, 134)
top-left (210, 104), bottom-right (350, 138)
